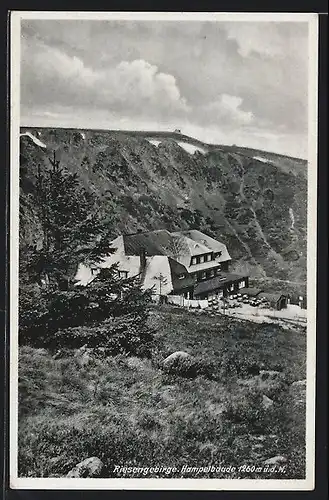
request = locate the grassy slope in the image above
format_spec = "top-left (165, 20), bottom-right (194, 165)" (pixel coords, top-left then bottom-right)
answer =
top-left (18, 307), bottom-right (306, 479)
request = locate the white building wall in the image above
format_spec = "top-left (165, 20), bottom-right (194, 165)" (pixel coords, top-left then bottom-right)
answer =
top-left (142, 256), bottom-right (173, 295)
top-left (75, 236), bottom-right (140, 286)
top-left (74, 238), bottom-right (173, 295)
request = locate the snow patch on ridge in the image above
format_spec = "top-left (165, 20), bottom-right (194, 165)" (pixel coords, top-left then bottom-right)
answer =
top-left (147, 139), bottom-right (161, 147)
top-left (20, 132), bottom-right (47, 148)
top-left (253, 155), bottom-right (271, 164)
top-left (177, 142), bottom-right (206, 155)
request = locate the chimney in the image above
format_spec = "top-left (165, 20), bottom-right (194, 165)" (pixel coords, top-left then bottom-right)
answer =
top-left (139, 248), bottom-right (147, 275)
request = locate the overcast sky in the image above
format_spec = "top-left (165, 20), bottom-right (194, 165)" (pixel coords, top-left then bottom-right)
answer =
top-left (20, 18), bottom-right (310, 158)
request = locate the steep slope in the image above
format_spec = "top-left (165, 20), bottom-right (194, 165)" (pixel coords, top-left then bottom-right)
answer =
top-left (19, 128), bottom-right (307, 285)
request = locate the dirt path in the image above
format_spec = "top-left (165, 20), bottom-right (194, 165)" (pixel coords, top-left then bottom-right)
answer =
top-left (222, 303), bottom-right (306, 329)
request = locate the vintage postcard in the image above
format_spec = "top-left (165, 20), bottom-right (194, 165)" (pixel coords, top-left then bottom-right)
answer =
top-left (10, 11), bottom-right (318, 490)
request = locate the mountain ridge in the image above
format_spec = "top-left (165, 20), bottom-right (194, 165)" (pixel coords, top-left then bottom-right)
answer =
top-left (20, 126), bottom-right (307, 163)
top-left (19, 127), bottom-right (307, 294)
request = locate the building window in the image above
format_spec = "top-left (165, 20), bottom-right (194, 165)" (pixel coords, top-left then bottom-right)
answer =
top-left (178, 273), bottom-right (185, 280)
top-left (118, 270), bottom-right (128, 279)
top-left (229, 283), bottom-right (234, 292)
top-left (239, 280), bottom-right (245, 289)
top-left (206, 254), bottom-right (212, 262)
top-left (191, 257), bottom-right (197, 265)
top-left (201, 271), bottom-right (207, 280)
top-left (209, 269), bottom-right (215, 278)
top-left (216, 267), bottom-right (221, 275)
top-left (218, 290), bottom-right (224, 298)
top-left (199, 255), bottom-right (205, 264)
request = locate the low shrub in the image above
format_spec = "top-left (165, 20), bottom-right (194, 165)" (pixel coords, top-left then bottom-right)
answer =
top-left (219, 351), bottom-right (261, 379)
top-left (51, 315), bottom-right (154, 357)
top-left (19, 267), bottom-right (154, 357)
top-left (222, 390), bottom-right (268, 432)
top-left (162, 353), bottom-right (216, 380)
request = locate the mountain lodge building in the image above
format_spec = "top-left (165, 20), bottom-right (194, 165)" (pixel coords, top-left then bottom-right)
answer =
top-left (76, 229), bottom-right (249, 300)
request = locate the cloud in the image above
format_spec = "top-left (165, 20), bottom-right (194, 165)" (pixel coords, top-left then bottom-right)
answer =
top-left (101, 59), bottom-right (189, 114)
top-left (21, 38), bottom-right (188, 121)
top-left (198, 94), bottom-right (254, 128)
top-left (222, 22), bottom-right (308, 59)
top-left (20, 19), bottom-right (310, 157)
top-left (213, 94), bottom-right (254, 125)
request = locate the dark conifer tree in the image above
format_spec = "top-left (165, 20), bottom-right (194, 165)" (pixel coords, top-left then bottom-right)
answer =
top-left (30, 152), bottom-right (114, 289)
top-left (20, 153), bottom-right (153, 354)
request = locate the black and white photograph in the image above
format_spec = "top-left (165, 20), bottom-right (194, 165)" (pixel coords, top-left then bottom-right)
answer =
top-left (10, 11), bottom-right (318, 490)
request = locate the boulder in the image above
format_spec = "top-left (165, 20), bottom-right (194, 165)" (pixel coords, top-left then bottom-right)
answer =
top-left (291, 379), bottom-right (306, 388)
top-left (126, 356), bottom-right (147, 370)
top-left (66, 457), bottom-right (104, 478)
top-left (162, 351), bottom-right (215, 379)
top-left (53, 348), bottom-right (72, 360)
top-left (262, 394), bottom-right (274, 409)
top-left (78, 352), bottom-right (91, 367)
top-left (163, 351), bottom-right (191, 363)
top-left (162, 351), bottom-right (196, 377)
top-left (35, 348), bottom-right (48, 355)
top-left (74, 345), bottom-right (88, 356)
top-left (239, 374), bottom-right (287, 400)
top-left (263, 455), bottom-right (287, 466)
top-left (74, 345), bottom-right (92, 367)
top-left (289, 379), bottom-right (306, 408)
top-left (259, 370), bottom-right (283, 381)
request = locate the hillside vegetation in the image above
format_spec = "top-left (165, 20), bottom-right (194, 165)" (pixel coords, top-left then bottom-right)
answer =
top-left (19, 128), bottom-right (307, 289)
top-left (18, 307), bottom-right (306, 479)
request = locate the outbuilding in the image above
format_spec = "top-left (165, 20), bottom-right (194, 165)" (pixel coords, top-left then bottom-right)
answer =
top-left (258, 292), bottom-right (288, 310)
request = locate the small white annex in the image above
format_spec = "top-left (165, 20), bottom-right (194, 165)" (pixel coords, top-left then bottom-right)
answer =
top-left (75, 235), bottom-right (174, 295)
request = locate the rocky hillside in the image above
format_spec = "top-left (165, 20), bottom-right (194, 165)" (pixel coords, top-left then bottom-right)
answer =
top-left (19, 128), bottom-right (307, 285)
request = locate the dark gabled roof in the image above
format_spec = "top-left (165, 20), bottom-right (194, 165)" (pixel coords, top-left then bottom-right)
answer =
top-left (122, 229), bottom-right (210, 260)
top-left (173, 229), bottom-right (231, 262)
top-left (123, 230), bottom-right (175, 256)
top-left (194, 273), bottom-right (248, 296)
top-left (122, 229), bottom-right (232, 269)
top-left (258, 292), bottom-right (288, 302)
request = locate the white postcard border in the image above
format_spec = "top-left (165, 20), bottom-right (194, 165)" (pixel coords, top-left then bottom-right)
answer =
top-left (9, 10), bottom-right (319, 491)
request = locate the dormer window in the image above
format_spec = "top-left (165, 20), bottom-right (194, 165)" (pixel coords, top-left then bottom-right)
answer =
top-left (199, 255), bottom-right (205, 264)
top-left (191, 257), bottom-right (197, 265)
top-left (118, 270), bottom-right (128, 279)
top-left (206, 254), bottom-right (212, 262)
